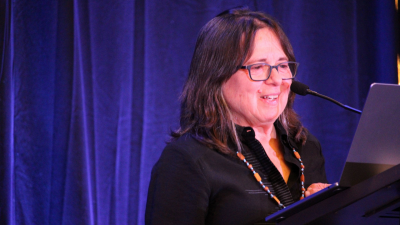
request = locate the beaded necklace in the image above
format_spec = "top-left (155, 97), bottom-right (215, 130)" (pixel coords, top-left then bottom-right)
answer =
top-left (236, 148), bottom-right (305, 209)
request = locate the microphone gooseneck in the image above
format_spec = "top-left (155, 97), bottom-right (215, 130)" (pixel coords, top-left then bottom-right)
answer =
top-left (290, 81), bottom-right (362, 114)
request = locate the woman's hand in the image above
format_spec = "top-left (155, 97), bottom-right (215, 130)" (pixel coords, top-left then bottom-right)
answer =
top-left (305, 183), bottom-right (331, 197)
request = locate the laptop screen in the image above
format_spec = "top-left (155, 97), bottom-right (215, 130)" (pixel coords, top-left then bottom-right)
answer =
top-left (265, 83), bottom-right (400, 223)
top-left (339, 83), bottom-right (400, 187)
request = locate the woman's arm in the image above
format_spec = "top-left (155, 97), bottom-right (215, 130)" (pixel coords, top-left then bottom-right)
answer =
top-left (145, 143), bottom-right (210, 225)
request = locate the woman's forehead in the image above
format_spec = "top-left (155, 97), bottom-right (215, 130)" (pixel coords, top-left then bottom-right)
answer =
top-left (244, 28), bottom-right (286, 64)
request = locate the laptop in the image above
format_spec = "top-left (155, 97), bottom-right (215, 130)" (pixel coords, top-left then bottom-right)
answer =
top-left (265, 83), bottom-right (400, 223)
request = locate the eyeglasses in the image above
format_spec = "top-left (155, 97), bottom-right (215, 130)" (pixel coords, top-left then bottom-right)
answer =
top-left (240, 61), bottom-right (299, 81)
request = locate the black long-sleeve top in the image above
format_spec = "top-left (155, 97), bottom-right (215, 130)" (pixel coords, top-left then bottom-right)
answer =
top-left (145, 121), bottom-right (328, 225)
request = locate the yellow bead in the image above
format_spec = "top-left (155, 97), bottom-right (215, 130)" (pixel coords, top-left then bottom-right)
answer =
top-left (237, 152), bottom-right (245, 160)
top-left (254, 173), bottom-right (261, 182)
top-left (273, 196), bottom-right (280, 204)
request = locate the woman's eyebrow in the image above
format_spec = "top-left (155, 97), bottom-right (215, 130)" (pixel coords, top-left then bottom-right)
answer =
top-left (247, 56), bottom-right (289, 65)
top-left (278, 57), bottom-right (289, 61)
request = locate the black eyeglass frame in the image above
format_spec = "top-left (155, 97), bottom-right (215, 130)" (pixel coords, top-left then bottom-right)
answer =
top-left (240, 61), bottom-right (300, 81)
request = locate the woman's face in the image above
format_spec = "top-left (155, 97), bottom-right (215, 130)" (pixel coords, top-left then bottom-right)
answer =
top-left (222, 27), bottom-right (292, 127)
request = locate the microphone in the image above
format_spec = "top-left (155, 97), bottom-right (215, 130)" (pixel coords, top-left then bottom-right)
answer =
top-left (291, 80), bottom-right (362, 114)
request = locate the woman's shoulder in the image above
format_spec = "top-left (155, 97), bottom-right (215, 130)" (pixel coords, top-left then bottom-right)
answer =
top-left (301, 129), bottom-right (323, 156)
top-left (165, 134), bottom-right (211, 155)
top-left (152, 134), bottom-right (237, 186)
top-left (157, 134), bottom-right (218, 166)
top-left (305, 130), bottom-right (320, 145)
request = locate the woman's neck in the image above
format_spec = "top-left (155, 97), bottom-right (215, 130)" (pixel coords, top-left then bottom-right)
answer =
top-left (252, 124), bottom-right (276, 141)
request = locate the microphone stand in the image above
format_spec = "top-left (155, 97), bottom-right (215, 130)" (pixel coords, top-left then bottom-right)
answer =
top-left (306, 90), bottom-right (362, 114)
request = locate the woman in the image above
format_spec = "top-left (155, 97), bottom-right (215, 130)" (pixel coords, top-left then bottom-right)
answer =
top-left (146, 7), bottom-right (329, 225)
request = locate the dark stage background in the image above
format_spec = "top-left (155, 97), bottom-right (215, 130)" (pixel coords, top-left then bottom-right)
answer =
top-left (1, 0), bottom-right (399, 224)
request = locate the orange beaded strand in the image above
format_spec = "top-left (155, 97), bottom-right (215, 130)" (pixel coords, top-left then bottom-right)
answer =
top-left (237, 148), bottom-right (305, 208)
top-left (295, 148), bottom-right (306, 200)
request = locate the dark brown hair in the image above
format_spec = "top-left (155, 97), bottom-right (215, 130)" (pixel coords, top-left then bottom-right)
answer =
top-left (172, 7), bottom-right (307, 154)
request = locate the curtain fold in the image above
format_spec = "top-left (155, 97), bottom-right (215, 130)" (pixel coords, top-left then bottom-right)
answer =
top-left (0, 0), bottom-right (15, 224)
top-left (0, 0), bottom-right (398, 224)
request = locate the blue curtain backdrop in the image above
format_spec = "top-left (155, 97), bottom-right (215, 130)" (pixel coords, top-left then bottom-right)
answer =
top-left (0, 0), bottom-right (398, 224)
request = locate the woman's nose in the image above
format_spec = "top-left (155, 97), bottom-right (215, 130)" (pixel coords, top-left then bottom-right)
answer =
top-left (266, 67), bottom-right (282, 85)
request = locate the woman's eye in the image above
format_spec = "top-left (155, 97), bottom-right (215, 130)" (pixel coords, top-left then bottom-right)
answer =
top-left (279, 64), bottom-right (288, 69)
top-left (252, 65), bottom-right (263, 70)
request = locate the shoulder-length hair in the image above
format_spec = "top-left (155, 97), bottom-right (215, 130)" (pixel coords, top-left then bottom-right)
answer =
top-left (172, 7), bottom-right (307, 154)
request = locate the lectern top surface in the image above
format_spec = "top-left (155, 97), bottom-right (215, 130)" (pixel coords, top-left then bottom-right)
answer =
top-left (265, 83), bottom-right (400, 223)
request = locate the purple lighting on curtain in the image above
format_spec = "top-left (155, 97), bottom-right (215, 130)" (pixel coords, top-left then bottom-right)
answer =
top-left (0, 0), bottom-right (398, 225)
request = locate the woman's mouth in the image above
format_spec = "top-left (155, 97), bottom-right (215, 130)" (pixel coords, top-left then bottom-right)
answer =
top-left (261, 95), bottom-right (278, 101)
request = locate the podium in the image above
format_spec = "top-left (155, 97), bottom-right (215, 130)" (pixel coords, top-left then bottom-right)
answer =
top-left (265, 83), bottom-right (400, 224)
top-left (266, 163), bottom-right (400, 224)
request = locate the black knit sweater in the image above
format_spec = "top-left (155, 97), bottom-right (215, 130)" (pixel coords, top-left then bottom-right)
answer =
top-left (145, 121), bottom-right (328, 225)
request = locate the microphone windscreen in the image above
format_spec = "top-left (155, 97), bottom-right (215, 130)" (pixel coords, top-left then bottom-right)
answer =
top-left (290, 81), bottom-right (309, 96)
